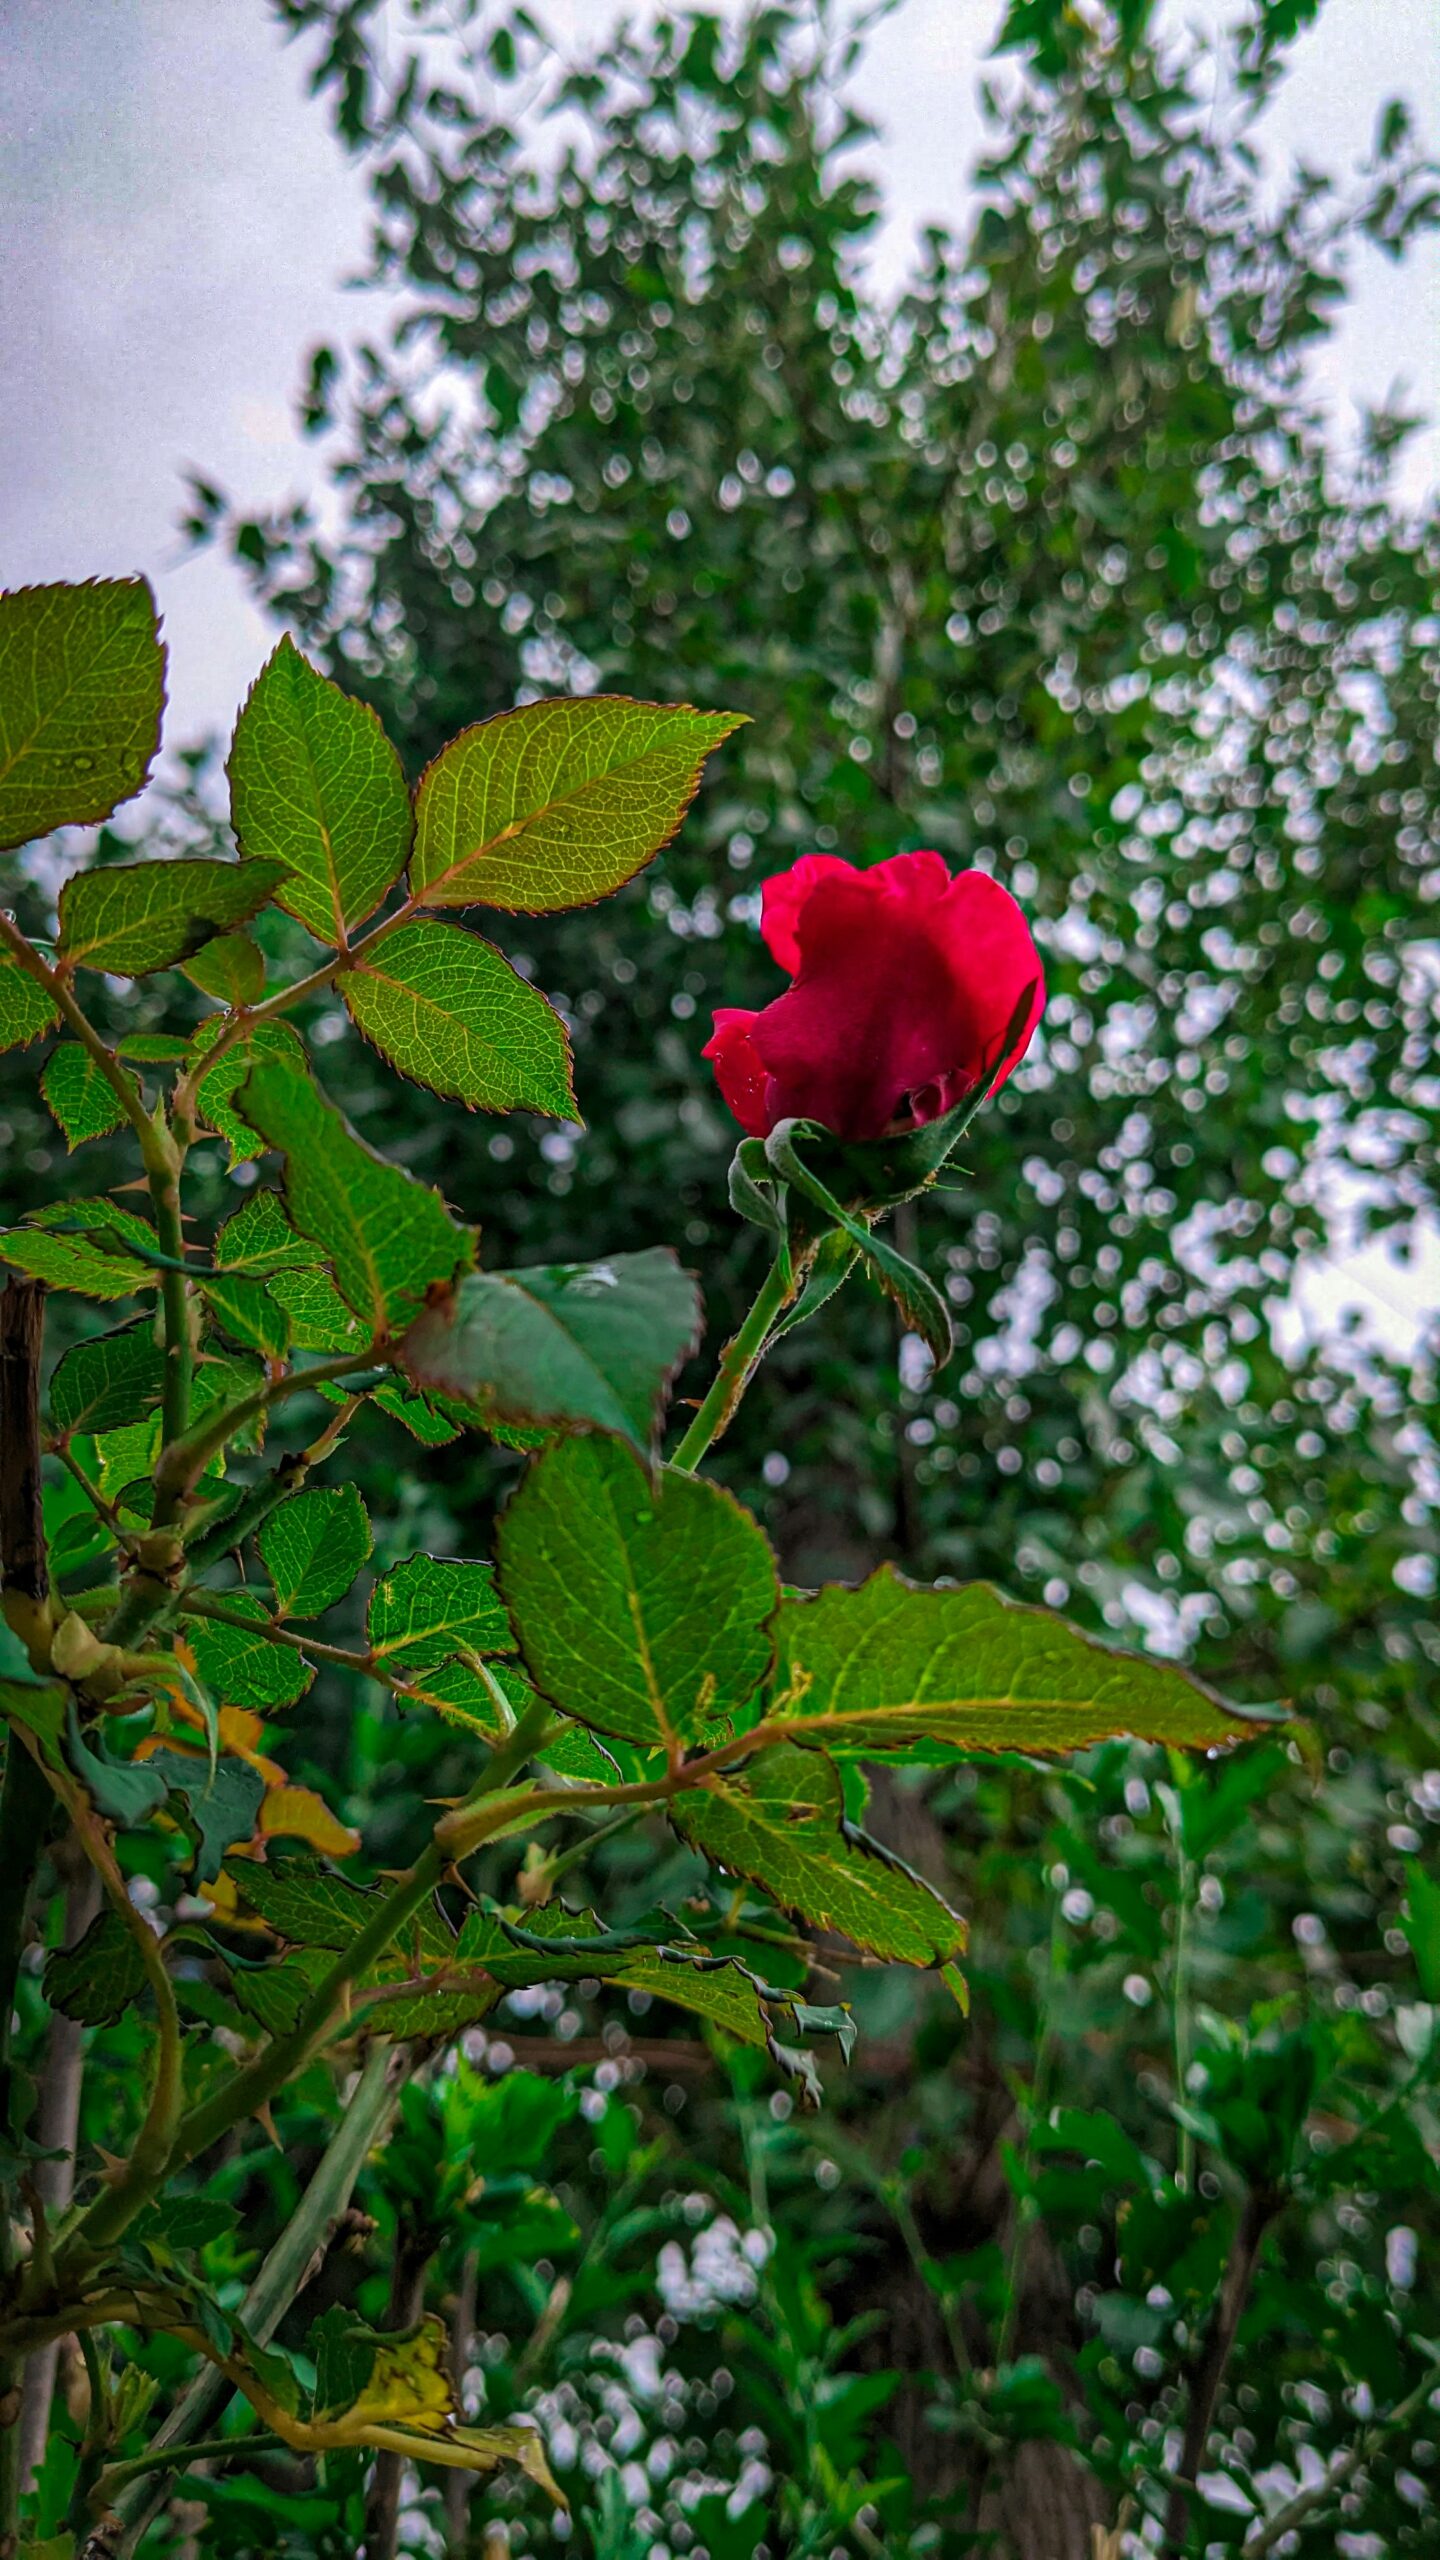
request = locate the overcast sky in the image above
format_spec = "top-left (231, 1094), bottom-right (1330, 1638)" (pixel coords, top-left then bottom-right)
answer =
top-left (3, 0), bottom-right (1437, 744)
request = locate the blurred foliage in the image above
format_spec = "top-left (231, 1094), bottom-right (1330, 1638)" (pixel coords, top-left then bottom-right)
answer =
top-left (4, 0), bottom-right (1440, 2551)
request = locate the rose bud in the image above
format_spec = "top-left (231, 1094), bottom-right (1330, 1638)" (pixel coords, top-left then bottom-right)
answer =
top-left (704, 850), bottom-right (1045, 1143)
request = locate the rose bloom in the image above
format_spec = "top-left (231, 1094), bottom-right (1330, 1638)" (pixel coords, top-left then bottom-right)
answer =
top-left (704, 850), bottom-right (1045, 1143)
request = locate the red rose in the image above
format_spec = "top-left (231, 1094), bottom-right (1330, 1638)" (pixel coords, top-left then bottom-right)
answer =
top-left (704, 850), bottom-right (1045, 1143)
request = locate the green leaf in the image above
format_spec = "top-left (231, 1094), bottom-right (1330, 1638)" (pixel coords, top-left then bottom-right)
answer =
top-left (0, 577), bottom-right (165, 850)
top-left (609, 1953), bottom-right (778, 2047)
top-left (497, 1436), bottom-right (777, 1752)
top-left (671, 1744), bottom-right (965, 1965)
top-left (234, 1854), bottom-right (449, 1957)
top-left (200, 1272), bottom-right (293, 1359)
top-left (228, 635), bottom-right (412, 944)
top-left (41, 1043), bottom-right (135, 1147)
top-left (264, 1266), bottom-right (367, 1354)
top-left (187, 1593), bottom-right (314, 1711)
top-left (182, 929), bottom-right (266, 1005)
top-left (57, 858), bottom-right (285, 977)
top-left (342, 919), bottom-right (576, 1118)
top-left (190, 1017), bottom-right (307, 1169)
top-left (65, 1703), bottom-right (169, 1826)
top-left (147, 1748), bottom-right (266, 1883)
top-left (367, 1553), bottom-right (514, 1672)
top-left (406, 1658), bottom-right (515, 1736)
top-left (49, 1322), bottom-right (164, 1437)
top-left (216, 1189), bottom-right (321, 1277)
top-left (236, 1054), bottom-right (473, 1337)
top-left (768, 1568), bottom-right (1248, 1756)
top-left (1402, 1863), bottom-right (1440, 2004)
top-left (0, 1223), bottom-right (155, 1301)
top-left (398, 1248), bottom-right (701, 1452)
top-left (260, 1486), bottom-right (371, 1619)
top-left (45, 1907), bottom-right (148, 2026)
top-left (411, 695), bottom-right (746, 913)
top-left (0, 952), bottom-right (58, 1051)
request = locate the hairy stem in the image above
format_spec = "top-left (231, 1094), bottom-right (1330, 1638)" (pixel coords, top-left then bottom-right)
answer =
top-left (670, 1247), bottom-right (795, 1473)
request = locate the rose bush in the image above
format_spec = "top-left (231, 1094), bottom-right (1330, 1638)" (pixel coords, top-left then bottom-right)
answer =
top-left (703, 849), bottom-right (1045, 1141)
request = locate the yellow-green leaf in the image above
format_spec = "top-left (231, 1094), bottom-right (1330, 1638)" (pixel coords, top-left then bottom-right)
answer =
top-left (41, 1043), bottom-right (135, 1147)
top-left (343, 917), bottom-right (576, 1117)
top-left (770, 1568), bottom-right (1249, 1757)
top-left (411, 695), bottom-right (746, 913)
top-left (0, 577), bottom-right (165, 850)
top-left (672, 1744), bottom-right (965, 1965)
top-left (57, 857), bottom-right (285, 977)
top-left (228, 636), bottom-right (412, 945)
top-left (0, 951), bottom-right (58, 1051)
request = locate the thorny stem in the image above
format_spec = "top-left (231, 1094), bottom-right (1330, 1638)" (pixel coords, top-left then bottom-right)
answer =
top-left (671, 1246), bottom-right (795, 1472)
top-left (1166, 1757), bottom-right (1198, 2194)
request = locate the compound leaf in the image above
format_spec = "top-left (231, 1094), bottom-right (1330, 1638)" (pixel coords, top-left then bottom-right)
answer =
top-left (770, 1568), bottom-right (1249, 1757)
top-left (190, 1017), bottom-right (307, 1169)
top-left (0, 577), bottom-right (165, 849)
top-left (497, 1435), bottom-right (777, 1753)
top-left (260, 1486), bottom-right (371, 1620)
top-left (228, 636), bottom-right (412, 945)
top-left (398, 1248), bottom-right (700, 1453)
top-left (58, 858), bottom-right (285, 977)
top-left (237, 1054), bottom-right (473, 1337)
top-left (411, 695), bottom-right (746, 913)
top-left (342, 918), bottom-right (575, 1117)
top-left (672, 1743), bottom-right (965, 1965)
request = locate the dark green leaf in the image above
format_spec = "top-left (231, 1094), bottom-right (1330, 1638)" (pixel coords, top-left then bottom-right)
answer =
top-left (147, 1748), bottom-right (265, 1883)
top-left (497, 1435), bottom-right (777, 1752)
top-left (411, 695), bottom-right (747, 913)
top-left (342, 918), bottom-right (576, 1117)
top-left (44, 1907), bottom-right (147, 2026)
top-left (49, 1322), bottom-right (164, 1437)
top-left (259, 1486), bottom-right (371, 1619)
top-left (0, 577), bottom-right (165, 849)
top-left (228, 636), bottom-right (412, 945)
top-left (65, 1703), bottom-right (168, 1826)
top-left (186, 1594), bottom-right (314, 1711)
top-left (397, 1248), bottom-right (701, 1452)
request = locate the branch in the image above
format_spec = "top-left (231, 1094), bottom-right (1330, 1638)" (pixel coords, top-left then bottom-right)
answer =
top-left (0, 916), bottom-right (155, 1155)
top-left (1164, 2183), bottom-right (1280, 2550)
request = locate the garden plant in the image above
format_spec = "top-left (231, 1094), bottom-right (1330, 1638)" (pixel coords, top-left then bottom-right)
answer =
top-left (2, 1), bottom-right (1439, 2556)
